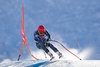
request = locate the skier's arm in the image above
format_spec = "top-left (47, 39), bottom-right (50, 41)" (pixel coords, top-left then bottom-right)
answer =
top-left (34, 32), bottom-right (42, 42)
top-left (45, 30), bottom-right (51, 41)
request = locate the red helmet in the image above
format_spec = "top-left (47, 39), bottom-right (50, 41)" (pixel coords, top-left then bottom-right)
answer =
top-left (38, 25), bottom-right (45, 35)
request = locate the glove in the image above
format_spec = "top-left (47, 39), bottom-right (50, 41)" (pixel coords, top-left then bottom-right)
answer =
top-left (44, 43), bottom-right (47, 46)
top-left (47, 38), bottom-right (51, 41)
top-left (44, 43), bottom-right (48, 47)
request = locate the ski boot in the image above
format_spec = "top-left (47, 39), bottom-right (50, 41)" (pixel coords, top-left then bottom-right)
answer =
top-left (56, 51), bottom-right (62, 59)
top-left (48, 52), bottom-right (54, 61)
top-left (50, 56), bottom-right (54, 61)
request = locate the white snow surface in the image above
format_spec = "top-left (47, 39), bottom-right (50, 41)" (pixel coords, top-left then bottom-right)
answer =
top-left (0, 59), bottom-right (100, 67)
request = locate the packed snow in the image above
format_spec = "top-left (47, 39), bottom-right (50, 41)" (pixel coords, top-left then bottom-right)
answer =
top-left (0, 59), bottom-right (100, 67)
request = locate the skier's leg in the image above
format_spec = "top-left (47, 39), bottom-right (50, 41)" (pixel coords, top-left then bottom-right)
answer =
top-left (41, 44), bottom-right (49, 53)
top-left (47, 43), bottom-right (62, 58)
top-left (36, 42), bottom-right (49, 53)
top-left (47, 43), bottom-right (58, 52)
top-left (40, 44), bottom-right (54, 59)
top-left (36, 43), bottom-right (41, 49)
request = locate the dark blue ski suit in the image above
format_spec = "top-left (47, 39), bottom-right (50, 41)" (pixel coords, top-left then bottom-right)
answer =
top-left (34, 30), bottom-right (58, 54)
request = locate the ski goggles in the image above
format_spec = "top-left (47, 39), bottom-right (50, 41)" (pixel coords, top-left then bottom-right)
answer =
top-left (38, 31), bottom-right (45, 35)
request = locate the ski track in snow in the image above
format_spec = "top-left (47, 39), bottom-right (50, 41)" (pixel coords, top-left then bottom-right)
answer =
top-left (0, 59), bottom-right (100, 67)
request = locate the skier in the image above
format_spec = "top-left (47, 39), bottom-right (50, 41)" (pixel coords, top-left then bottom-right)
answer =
top-left (34, 25), bottom-right (62, 60)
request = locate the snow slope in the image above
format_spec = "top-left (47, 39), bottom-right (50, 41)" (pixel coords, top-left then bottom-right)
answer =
top-left (0, 59), bottom-right (100, 67)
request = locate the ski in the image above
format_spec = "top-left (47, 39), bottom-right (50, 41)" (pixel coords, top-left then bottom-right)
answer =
top-left (59, 55), bottom-right (62, 59)
top-left (50, 57), bottom-right (54, 61)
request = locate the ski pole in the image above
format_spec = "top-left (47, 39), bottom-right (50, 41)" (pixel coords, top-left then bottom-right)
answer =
top-left (49, 40), bottom-right (82, 60)
top-left (44, 51), bottom-right (47, 58)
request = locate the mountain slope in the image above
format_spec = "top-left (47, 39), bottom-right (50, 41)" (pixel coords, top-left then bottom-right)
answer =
top-left (0, 59), bottom-right (100, 67)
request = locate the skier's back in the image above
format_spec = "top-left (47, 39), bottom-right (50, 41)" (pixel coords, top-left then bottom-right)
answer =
top-left (34, 25), bottom-right (62, 60)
